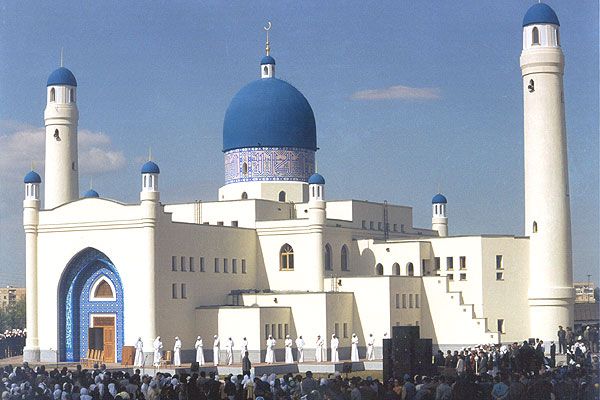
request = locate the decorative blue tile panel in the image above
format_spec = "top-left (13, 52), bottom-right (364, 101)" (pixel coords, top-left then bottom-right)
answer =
top-left (224, 147), bottom-right (315, 184)
top-left (58, 248), bottom-right (124, 362)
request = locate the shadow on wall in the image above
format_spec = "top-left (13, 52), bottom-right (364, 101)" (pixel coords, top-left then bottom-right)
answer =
top-left (419, 278), bottom-right (439, 348)
top-left (360, 248), bottom-right (376, 276)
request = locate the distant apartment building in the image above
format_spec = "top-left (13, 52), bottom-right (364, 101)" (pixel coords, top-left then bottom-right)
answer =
top-left (574, 282), bottom-right (597, 303)
top-left (0, 287), bottom-right (25, 308)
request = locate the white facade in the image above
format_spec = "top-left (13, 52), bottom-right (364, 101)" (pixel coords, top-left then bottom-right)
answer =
top-left (23, 5), bottom-right (574, 364)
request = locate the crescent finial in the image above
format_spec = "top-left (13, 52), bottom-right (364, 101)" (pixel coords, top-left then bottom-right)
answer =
top-left (264, 21), bottom-right (272, 31)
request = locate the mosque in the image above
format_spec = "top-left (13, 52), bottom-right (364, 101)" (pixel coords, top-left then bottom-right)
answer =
top-left (22, 3), bottom-right (574, 364)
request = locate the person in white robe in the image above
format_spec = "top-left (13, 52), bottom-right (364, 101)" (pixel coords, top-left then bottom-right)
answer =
top-left (265, 335), bottom-right (276, 363)
top-left (213, 335), bottom-right (220, 366)
top-left (134, 337), bottom-right (144, 367)
top-left (194, 336), bottom-right (205, 365)
top-left (295, 336), bottom-right (305, 362)
top-left (173, 337), bottom-right (182, 366)
top-left (240, 337), bottom-right (248, 360)
top-left (315, 335), bottom-right (324, 362)
top-left (330, 334), bottom-right (339, 362)
top-left (284, 335), bottom-right (294, 363)
top-left (351, 333), bottom-right (360, 362)
top-left (153, 336), bottom-right (163, 366)
top-left (226, 337), bottom-right (234, 365)
top-left (366, 334), bottom-right (375, 361)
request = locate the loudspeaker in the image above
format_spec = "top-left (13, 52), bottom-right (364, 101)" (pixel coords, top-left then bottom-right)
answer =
top-left (342, 362), bottom-right (352, 373)
top-left (413, 339), bottom-right (433, 375)
top-left (392, 326), bottom-right (420, 342)
top-left (190, 362), bottom-right (199, 372)
top-left (383, 338), bottom-right (393, 359)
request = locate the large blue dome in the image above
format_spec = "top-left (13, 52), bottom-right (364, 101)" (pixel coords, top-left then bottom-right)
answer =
top-left (47, 67), bottom-right (77, 87)
top-left (523, 3), bottom-right (560, 27)
top-left (223, 78), bottom-right (317, 152)
top-left (24, 171), bottom-right (41, 184)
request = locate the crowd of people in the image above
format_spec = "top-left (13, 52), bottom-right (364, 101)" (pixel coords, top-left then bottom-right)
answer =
top-left (0, 330), bottom-right (26, 359)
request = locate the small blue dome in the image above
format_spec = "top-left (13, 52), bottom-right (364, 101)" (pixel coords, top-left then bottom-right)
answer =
top-left (47, 67), bottom-right (78, 87)
top-left (83, 189), bottom-right (99, 198)
top-left (432, 193), bottom-right (447, 204)
top-left (24, 171), bottom-right (41, 184)
top-left (261, 55), bottom-right (276, 65)
top-left (308, 173), bottom-right (325, 185)
top-left (223, 78), bottom-right (317, 152)
top-left (523, 3), bottom-right (560, 27)
top-left (141, 161), bottom-right (160, 174)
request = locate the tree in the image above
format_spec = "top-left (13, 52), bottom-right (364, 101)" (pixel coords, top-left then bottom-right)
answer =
top-left (0, 299), bottom-right (26, 332)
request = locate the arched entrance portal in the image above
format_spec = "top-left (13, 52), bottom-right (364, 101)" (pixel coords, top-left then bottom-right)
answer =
top-left (58, 248), bottom-right (124, 362)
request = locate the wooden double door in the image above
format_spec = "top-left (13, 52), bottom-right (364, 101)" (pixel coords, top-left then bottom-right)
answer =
top-left (89, 315), bottom-right (116, 363)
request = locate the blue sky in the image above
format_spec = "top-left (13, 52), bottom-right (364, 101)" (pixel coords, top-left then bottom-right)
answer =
top-left (0, 1), bottom-right (597, 286)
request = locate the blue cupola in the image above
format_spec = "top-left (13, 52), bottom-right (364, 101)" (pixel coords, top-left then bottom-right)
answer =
top-left (432, 193), bottom-right (447, 204)
top-left (24, 170), bottom-right (42, 184)
top-left (523, 3), bottom-right (560, 27)
top-left (141, 161), bottom-right (160, 174)
top-left (47, 67), bottom-right (77, 87)
top-left (308, 173), bottom-right (325, 185)
top-left (24, 170), bottom-right (41, 201)
top-left (83, 189), bottom-right (99, 198)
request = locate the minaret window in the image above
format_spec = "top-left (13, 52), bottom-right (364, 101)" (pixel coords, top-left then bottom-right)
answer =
top-left (279, 244), bottom-right (294, 270)
top-left (278, 191), bottom-right (286, 202)
top-left (532, 27), bottom-right (540, 45)
top-left (54, 129), bottom-right (60, 141)
top-left (341, 245), bottom-right (349, 271)
top-left (533, 221), bottom-right (538, 233)
top-left (375, 263), bottom-right (383, 276)
top-left (324, 244), bottom-right (332, 271)
top-left (264, 66), bottom-right (268, 75)
top-left (528, 79), bottom-right (535, 93)
top-left (242, 162), bottom-right (248, 175)
top-left (50, 88), bottom-right (55, 102)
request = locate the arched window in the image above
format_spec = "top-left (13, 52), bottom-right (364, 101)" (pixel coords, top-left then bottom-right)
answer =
top-left (280, 244), bottom-right (294, 270)
top-left (241, 192), bottom-right (248, 200)
top-left (50, 88), bottom-right (55, 102)
top-left (278, 191), bottom-right (286, 202)
top-left (90, 277), bottom-right (116, 301)
top-left (532, 27), bottom-right (540, 45)
top-left (375, 263), bottom-right (383, 276)
top-left (533, 221), bottom-right (538, 233)
top-left (324, 244), bottom-right (332, 271)
top-left (393, 263), bottom-right (400, 276)
top-left (242, 162), bottom-right (248, 175)
top-left (341, 245), bottom-right (349, 271)
top-left (264, 66), bottom-right (268, 75)
top-left (407, 262), bottom-right (414, 276)
top-left (70, 89), bottom-right (75, 103)
top-left (528, 79), bottom-right (535, 93)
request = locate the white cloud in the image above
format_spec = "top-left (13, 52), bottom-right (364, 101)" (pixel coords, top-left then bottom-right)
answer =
top-left (0, 122), bottom-right (126, 182)
top-left (351, 85), bottom-right (441, 101)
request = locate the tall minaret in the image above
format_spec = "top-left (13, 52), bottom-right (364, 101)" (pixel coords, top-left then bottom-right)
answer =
top-left (521, 3), bottom-right (573, 341)
top-left (431, 193), bottom-right (448, 237)
top-left (44, 66), bottom-right (79, 208)
top-left (308, 173), bottom-right (325, 291)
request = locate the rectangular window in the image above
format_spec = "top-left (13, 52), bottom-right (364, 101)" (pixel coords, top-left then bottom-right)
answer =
top-left (242, 259), bottom-right (247, 274)
top-left (409, 294), bottom-right (413, 308)
top-left (393, 224), bottom-right (398, 232)
top-left (271, 324), bottom-right (276, 338)
top-left (214, 258), bottom-right (219, 273)
top-left (231, 220), bottom-right (238, 227)
top-left (459, 256), bottom-right (466, 270)
top-left (181, 256), bottom-right (186, 271)
top-left (421, 259), bottom-right (426, 271)
top-left (401, 224), bottom-right (405, 232)
top-left (181, 283), bottom-right (187, 299)
top-left (402, 294), bottom-right (407, 308)
top-left (362, 220), bottom-right (366, 229)
top-left (285, 324), bottom-right (289, 337)
top-left (415, 294), bottom-right (420, 308)
top-left (448, 274), bottom-right (454, 281)
top-left (171, 283), bottom-right (177, 299)
top-left (434, 257), bottom-right (441, 270)
top-left (496, 255), bottom-right (503, 269)
top-left (278, 324), bottom-right (282, 339)
top-left (217, 221), bottom-right (224, 226)
top-left (395, 293), bottom-right (400, 309)
top-left (223, 258), bottom-right (228, 273)
top-left (200, 257), bottom-right (205, 272)
top-left (446, 257), bottom-right (454, 270)
top-left (265, 324), bottom-right (270, 340)
top-left (334, 323), bottom-right (339, 337)
top-left (378, 222), bottom-right (382, 230)
top-left (343, 323), bottom-right (348, 338)
top-left (497, 319), bottom-right (505, 334)
top-left (189, 257), bottom-right (195, 272)
top-left (232, 259), bottom-right (237, 274)
top-left (496, 272), bottom-right (504, 281)
top-left (369, 221), bottom-right (374, 230)
top-left (460, 273), bottom-right (467, 281)
top-left (171, 256), bottom-right (177, 271)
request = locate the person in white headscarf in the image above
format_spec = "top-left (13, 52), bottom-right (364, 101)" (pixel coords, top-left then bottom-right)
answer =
top-left (240, 337), bottom-right (248, 360)
top-left (134, 337), bottom-right (144, 367)
top-left (108, 383), bottom-right (117, 398)
top-left (195, 336), bottom-right (205, 365)
top-left (173, 336), bottom-right (182, 366)
top-left (315, 335), bottom-right (324, 362)
top-left (284, 335), bottom-right (294, 363)
top-left (330, 334), bottom-right (339, 362)
top-left (226, 337), bottom-right (234, 365)
top-left (213, 335), bottom-right (220, 366)
top-left (79, 388), bottom-right (93, 400)
top-left (351, 333), bottom-right (360, 362)
top-left (296, 335), bottom-right (305, 362)
top-left (153, 336), bottom-right (163, 366)
top-left (366, 333), bottom-right (375, 361)
top-left (265, 335), bottom-right (276, 363)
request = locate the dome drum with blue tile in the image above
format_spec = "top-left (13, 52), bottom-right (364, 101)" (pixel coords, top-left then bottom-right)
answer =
top-left (222, 53), bottom-right (317, 184)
